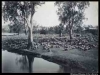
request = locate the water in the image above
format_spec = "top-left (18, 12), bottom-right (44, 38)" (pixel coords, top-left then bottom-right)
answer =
top-left (2, 33), bottom-right (18, 36)
top-left (2, 50), bottom-right (63, 73)
top-left (2, 49), bottom-right (92, 73)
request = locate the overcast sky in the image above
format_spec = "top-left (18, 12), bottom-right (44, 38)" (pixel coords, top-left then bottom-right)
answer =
top-left (2, 1), bottom-right (98, 27)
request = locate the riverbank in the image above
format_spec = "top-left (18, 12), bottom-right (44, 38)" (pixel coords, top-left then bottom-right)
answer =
top-left (2, 34), bottom-right (98, 73)
top-left (42, 48), bottom-right (98, 73)
top-left (4, 47), bottom-right (98, 73)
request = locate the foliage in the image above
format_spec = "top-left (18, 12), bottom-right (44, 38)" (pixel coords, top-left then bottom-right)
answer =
top-left (2, 1), bottom-right (45, 49)
top-left (55, 1), bottom-right (90, 39)
top-left (2, 1), bottom-right (45, 33)
top-left (8, 20), bottom-right (25, 33)
top-left (40, 28), bottom-right (47, 34)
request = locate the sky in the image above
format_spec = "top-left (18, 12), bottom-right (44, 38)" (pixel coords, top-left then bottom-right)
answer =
top-left (84, 2), bottom-right (98, 26)
top-left (2, 1), bottom-right (98, 28)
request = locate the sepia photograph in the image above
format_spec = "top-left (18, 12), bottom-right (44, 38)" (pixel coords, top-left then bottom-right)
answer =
top-left (2, 1), bottom-right (98, 73)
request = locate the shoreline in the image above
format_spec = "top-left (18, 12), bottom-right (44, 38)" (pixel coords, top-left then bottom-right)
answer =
top-left (2, 34), bottom-right (98, 73)
top-left (2, 47), bottom-right (98, 73)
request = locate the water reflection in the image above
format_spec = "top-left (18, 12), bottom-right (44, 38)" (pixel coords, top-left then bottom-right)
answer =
top-left (15, 55), bottom-right (34, 73)
top-left (2, 50), bottom-right (87, 73)
top-left (27, 55), bottom-right (34, 73)
top-left (16, 55), bottom-right (74, 73)
top-left (15, 55), bottom-right (60, 73)
top-left (58, 66), bottom-right (70, 73)
top-left (16, 56), bottom-right (29, 71)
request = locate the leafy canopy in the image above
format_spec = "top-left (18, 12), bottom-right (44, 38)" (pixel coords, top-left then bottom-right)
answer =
top-left (55, 1), bottom-right (90, 28)
top-left (2, 1), bottom-right (45, 25)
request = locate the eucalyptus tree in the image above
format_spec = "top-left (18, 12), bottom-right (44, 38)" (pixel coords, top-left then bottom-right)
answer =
top-left (2, 1), bottom-right (44, 49)
top-left (55, 1), bottom-right (90, 40)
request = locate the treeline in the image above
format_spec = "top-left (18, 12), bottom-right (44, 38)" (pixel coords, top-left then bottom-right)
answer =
top-left (2, 23), bottom-right (98, 36)
top-left (33, 25), bottom-right (66, 35)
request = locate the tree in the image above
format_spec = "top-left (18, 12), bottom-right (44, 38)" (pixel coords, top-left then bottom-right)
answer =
top-left (8, 20), bottom-right (24, 34)
top-left (48, 27), bottom-right (54, 34)
top-left (40, 27), bottom-right (47, 34)
top-left (2, 1), bottom-right (44, 49)
top-left (8, 22), bottom-right (14, 33)
top-left (75, 25), bottom-right (83, 34)
top-left (55, 1), bottom-right (90, 40)
top-left (58, 23), bottom-right (64, 37)
top-left (54, 26), bottom-right (59, 34)
top-left (32, 21), bottom-right (39, 34)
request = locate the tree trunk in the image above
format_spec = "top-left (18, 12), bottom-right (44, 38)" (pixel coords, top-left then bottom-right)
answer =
top-left (59, 32), bottom-right (62, 37)
top-left (24, 25), bottom-right (27, 35)
top-left (69, 28), bottom-right (72, 40)
top-left (26, 8), bottom-right (34, 50)
top-left (27, 26), bottom-right (33, 49)
top-left (69, 28), bottom-right (73, 45)
top-left (25, 28), bottom-right (27, 35)
top-left (59, 30), bottom-right (62, 37)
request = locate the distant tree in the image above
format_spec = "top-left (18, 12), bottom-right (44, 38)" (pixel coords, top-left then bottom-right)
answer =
top-left (33, 22), bottom-right (39, 33)
top-left (2, 1), bottom-right (44, 49)
top-left (85, 25), bottom-right (98, 35)
top-left (40, 28), bottom-right (47, 34)
top-left (8, 23), bottom-right (13, 33)
top-left (48, 27), bottom-right (54, 34)
top-left (75, 25), bottom-right (83, 34)
top-left (8, 20), bottom-right (24, 34)
top-left (55, 1), bottom-right (90, 40)
top-left (84, 25), bottom-right (92, 31)
top-left (58, 23), bottom-right (64, 37)
top-left (54, 26), bottom-right (59, 34)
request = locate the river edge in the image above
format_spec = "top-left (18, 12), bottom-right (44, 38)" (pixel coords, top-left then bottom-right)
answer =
top-left (3, 47), bottom-right (98, 73)
top-left (2, 35), bottom-right (98, 73)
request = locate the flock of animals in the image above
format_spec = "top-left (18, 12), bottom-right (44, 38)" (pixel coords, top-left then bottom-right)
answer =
top-left (32, 35), bottom-right (97, 52)
top-left (2, 34), bottom-right (98, 52)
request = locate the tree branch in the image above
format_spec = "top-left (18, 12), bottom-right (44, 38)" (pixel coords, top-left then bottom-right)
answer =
top-left (30, 3), bottom-right (35, 26)
top-left (20, 14), bottom-right (30, 28)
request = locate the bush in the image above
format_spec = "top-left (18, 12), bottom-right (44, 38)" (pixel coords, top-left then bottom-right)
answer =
top-left (40, 29), bottom-right (47, 34)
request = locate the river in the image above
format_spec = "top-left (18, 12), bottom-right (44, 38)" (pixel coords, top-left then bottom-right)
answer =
top-left (2, 50), bottom-right (68, 73)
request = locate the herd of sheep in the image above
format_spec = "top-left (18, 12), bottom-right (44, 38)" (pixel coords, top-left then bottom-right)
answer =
top-left (2, 33), bottom-right (98, 52)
